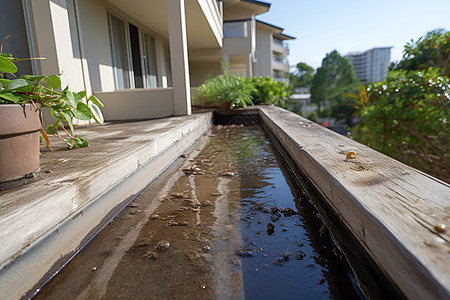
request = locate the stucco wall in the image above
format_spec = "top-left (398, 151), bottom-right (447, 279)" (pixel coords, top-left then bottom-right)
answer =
top-left (255, 25), bottom-right (272, 77)
top-left (189, 61), bottom-right (222, 87)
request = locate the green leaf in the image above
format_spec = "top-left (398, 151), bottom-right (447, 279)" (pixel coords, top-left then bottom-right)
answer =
top-left (77, 91), bottom-right (86, 99)
top-left (51, 108), bottom-right (66, 120)
top-left (89, 103), bottom-right (104, 124)
top-left (88, 94), bottom-right (104, 107)
top-left (6, 79), bottom-right (29, 90)
top-left (0, 92), bottom-right (22, 103)
top-left (73, 137), bottom-right (89, 147)
top-left (43, 75), bottom-right (61, 90)
top-left (73, 102), bottom-right (92, 120)
top-left (45, 123), bottom-right (59, 135)
top-left (0, 55), bottom-right (17, 73)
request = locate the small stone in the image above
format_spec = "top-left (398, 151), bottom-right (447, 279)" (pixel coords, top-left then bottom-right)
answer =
top-left (267, 223), bottom-right (275, 235)
top-left (270, 207), bottom-right (280, 214)
top-left (203, 245), bottom-right (211, 251)
top-left (320, 225), bottom-right (328, 235)
top-left (129, 209), bottom-right (141, 215)
top-left (150, 214), bottom-right (160, 219)
top-left (201, 201), bottom-right (214, 207)
top-left (282, 252), bottom-right (290, 260)
top-left (281, 228), bottom-right (288, 232)
top-left (270, 215), bottom-right (280, 222)
top-left (156, 240), bottom-right (171, 251)
top-left (127, 203), bottom-right (139, 208)
top-left (181, 154), bottom-right (189, 158)
top-left (91, 267), bottom-right (97, 271)
top-left (44, 170), bottom-right (52, 174)
top-left (318, 278), bottom-right (326, 284)
top-left (210, 192), bottom-right (222, 196)
top-left (434, 224), bottom-right (446, 233)
top-left (345, 150), bottom-right (357, 159)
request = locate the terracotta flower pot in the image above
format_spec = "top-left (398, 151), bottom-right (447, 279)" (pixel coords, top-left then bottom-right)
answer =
top-left (0, 104), bottom-right (41, 190)
top-left (221, 101), bottom-right (233, 109)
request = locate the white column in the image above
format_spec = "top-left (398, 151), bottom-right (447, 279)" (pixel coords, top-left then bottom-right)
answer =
top-left (167, 0), bottom-right (191, 116)
top-left (246, 53), bottom-right (253, 77)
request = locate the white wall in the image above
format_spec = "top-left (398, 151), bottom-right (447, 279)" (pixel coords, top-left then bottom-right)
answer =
top-left (96, 88), bottom-right (174, 120)
top-left (255, 25), bottom-right (272, 77)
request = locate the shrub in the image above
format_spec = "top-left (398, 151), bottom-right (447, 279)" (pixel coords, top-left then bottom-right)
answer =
top-left (250, 76), bottom-right (290, 107)
top-left (195, 65), bottom-right (255, 108)
top-left (352, 67), bottom-right (450, 182)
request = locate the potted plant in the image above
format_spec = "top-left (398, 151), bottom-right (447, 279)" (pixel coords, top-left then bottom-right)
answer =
top-left (0, 36), bottom-right (104, 190)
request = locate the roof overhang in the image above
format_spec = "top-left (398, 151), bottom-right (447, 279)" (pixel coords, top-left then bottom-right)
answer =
top-left (105, 0), bottom-right (223, 50)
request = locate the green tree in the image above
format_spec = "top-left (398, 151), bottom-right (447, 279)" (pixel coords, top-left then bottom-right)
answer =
top-left (290, 62), bottom-right (314, 88)
top-left (394, 29), bottom-right (450, 77)
top-left (310, 50), bottom-right (359, 120)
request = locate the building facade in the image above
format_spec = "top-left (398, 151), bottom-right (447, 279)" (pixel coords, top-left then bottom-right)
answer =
top-left (346, 47), bottom-right (391, 83)
top-left (1, 0), bottom-right (293, 122)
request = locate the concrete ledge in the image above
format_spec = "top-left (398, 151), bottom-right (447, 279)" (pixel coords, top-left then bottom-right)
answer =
top-left (0, 112), bottom-right (212, 299)
top-left (258, 106), bottom-right (450, 299)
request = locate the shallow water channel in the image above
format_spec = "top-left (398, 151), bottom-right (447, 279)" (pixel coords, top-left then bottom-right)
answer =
top-left (36, 125), bottom-right (363, 299)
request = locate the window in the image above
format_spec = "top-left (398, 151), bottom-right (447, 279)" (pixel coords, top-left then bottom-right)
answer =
top-left (143, 33), bottom-right (158, 88)
top-left (108, 13), bottom-right (131, 89)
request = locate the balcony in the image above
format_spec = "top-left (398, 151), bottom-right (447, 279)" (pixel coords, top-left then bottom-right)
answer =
top-left (1, 106), bottom-right (448, 299)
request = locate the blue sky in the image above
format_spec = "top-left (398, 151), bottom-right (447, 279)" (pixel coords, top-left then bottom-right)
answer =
top-left (258, 0), bottom-right (450, 69)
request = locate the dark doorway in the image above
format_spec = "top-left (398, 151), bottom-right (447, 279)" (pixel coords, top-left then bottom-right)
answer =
top-left (129, 23), bottom-right (143, 88)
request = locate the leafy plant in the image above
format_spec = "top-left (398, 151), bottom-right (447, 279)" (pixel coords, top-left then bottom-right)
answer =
top-left (394, 29), bottom-right (450, 77)
top-left (195, 63), bottom-right (255, 108)
top-left (0, 36), bottom-right (104, 149)
top-left (250, 76), bottom-right (290, 107)
top-left (351, 67), bottom-right (450, 182)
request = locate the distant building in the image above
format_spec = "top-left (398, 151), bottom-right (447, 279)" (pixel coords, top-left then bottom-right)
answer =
top-left (346, 47), bottom-right (391, 83)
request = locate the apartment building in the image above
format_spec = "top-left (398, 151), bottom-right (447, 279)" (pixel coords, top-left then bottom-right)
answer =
top-left (1, 0), bottom-right (293, 122)
top-left (346, 47), bottom-right (391, 83)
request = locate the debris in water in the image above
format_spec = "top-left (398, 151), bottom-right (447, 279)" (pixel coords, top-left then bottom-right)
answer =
top-left (143, 251), bottom-right (158, 260)
top-left (171, 193), bottom-right (186, 198)
top-left (156, 240), bottom-right (171, 251)
top-left (221, 172), bottom-right (235, 177)
top-left (183, 199), bottom-right (200, 208)
top-left (270, 207), bottom-right (280, 214)
top-left (282, 252), bottom-right (290, 260)
top-left (270, 215), bottom-right (280, 222)
top-left (267, 223), bottom-right (275, 235)
top-left (434, 224), bottom-right (446, 233)
top-left (320, 225), bottom-right (328, 235)
top-left (281, 208), bottom-right (296, 217)
top-left (294, 252), bottom-right (305, 260)
top-left (166, 221), bottom-right (188, 227)
top-left (235, 247), bottom-right (255, 257)
top-left (201, 201), bottom-right (214, 207)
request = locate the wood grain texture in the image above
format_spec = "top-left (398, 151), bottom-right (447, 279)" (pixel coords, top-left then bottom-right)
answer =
top-left (259, 105), bottom-right (450, 299)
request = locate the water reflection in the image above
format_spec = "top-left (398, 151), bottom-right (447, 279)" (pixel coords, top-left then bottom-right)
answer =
top-left (233, 126), bottom-right (363, 299)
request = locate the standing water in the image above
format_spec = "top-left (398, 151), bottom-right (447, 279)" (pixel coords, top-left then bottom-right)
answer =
top-left (36, 125), bottom-right (363, 299)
